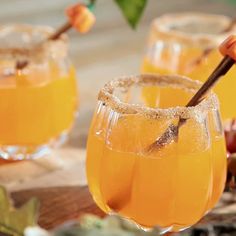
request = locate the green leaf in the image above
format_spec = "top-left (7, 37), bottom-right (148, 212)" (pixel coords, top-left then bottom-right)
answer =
top-left (215, 0), bottom-right (236, 4)
top-left (88, 0), bottom-right (97, 10)
top-left (0, 186), bottom-right (39, 236)
top-left (114, 0), bottom-right (148, 29)
top-left (54, 214), bottom-right (160, 236)
top-left (224, 0), bottom-right (236, 4)
top-left (89, 0), bottom-right (97, 4)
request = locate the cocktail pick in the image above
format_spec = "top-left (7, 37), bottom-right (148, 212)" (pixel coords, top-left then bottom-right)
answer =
top-left (15, 3), bottom-right (95, 71)
top-left (146, 36), bottom-right (236, 153)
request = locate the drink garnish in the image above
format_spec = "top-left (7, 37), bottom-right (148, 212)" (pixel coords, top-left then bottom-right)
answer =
top-left (15, 3), bottom-right (95, 71)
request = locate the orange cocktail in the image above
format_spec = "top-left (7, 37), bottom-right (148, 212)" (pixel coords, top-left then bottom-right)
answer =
top-left (0, 25), bottom-right (77, 159)
top-left (87, 74), bottom-right (226, 233)
top-left (142, 13), bottom-right (236, 120)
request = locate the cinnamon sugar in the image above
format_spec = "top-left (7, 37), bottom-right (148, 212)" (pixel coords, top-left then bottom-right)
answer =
top-left (98, 74), bottom-right (219, 119)
top-left (0, 24), bottom-right (68, 63)
top-left (150, 13), bottom-right (236, 48)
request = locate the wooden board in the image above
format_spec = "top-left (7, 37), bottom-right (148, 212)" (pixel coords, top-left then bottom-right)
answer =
top-left (11, 186), bottom-right (104, 230)
top-left (10, 186), bottom-right (236, 231)
top-left (0, 148), bottom-right (87, 192)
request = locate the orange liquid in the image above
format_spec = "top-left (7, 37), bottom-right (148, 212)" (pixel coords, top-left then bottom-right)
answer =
top-left (0, 64), bottom-right (77, 147)
top-left (86, 135), bottom-right (107, 212)
top-left (86, 105), bottom-right (110, 212)
top-left (142, 55), bottom-right (228, 211)
top-left (142, 49), bottom-right (236, 120)
top-left (209, 137), bottom-right (226, 209)
top-left (207, 110), bottom-right (227, 210)
top-left (87, 101), bottom-right (226, 230)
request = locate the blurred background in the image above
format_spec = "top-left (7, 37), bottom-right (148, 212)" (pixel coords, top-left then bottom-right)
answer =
top-left (1, 0), bottom-right (236, 148)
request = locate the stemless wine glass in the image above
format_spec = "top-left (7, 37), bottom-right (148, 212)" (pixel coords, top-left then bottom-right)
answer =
top-left (0, 24), bottom-right (78, 160)
top-left (86, 74), bottom-right (227, 233)
top-left (142, 13), bottom-right (236, 120)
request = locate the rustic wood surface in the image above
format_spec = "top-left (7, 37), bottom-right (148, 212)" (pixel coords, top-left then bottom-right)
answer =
top-left (0, 0), bottom-right (236, 231)
top-left (11, 186), bottom-right (104, 229)
top-left (10, 186), bottom-right (236, 230)
top-left (0, 148), bottom-right (87, 192)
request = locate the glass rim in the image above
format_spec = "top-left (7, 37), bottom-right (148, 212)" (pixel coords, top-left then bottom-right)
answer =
top-left (98, 74), bottom-right (219, 119)
top-left (151, 12), bottom-right (236, 47)
top-left (0, 24), bottom-right (68, 61)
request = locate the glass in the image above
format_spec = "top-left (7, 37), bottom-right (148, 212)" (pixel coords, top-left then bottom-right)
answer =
top-left (0, 24), bottom-right (78, 160)
top-left (86, 74), bottom-right (227, 233)
top-left (142, 13), bottom-right (236, 120)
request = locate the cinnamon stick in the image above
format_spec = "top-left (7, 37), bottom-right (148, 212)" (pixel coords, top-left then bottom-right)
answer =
top-left (147, 55), bottom-right (235, 153)
top-left (14, 21), bottom-right (72, 71)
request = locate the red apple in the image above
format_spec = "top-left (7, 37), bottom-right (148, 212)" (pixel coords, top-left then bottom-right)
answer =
top-left (225, 119), bottom-right (236, 153)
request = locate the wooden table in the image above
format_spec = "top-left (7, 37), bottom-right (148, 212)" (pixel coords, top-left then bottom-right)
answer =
top-left (11, 186), bottom-right (104, 229)
top-left (1, 0), bottom-right (236, 232)
top-left (0, 147), bottom-right (98, 229)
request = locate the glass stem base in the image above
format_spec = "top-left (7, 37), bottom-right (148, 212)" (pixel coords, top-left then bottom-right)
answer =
top-left (0, 132), bottom-right (68, 160)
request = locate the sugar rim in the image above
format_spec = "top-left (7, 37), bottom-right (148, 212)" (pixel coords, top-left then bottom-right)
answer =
top-left (151, 12), bottom-right (236, 47)
top-left (0, 24), bottom-right (68, 60)
top-left (98, 74), bottom-right (219, 119)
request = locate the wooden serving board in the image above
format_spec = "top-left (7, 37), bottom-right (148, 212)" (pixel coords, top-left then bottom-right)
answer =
top-left (10, 185), bottom-right (236, 233)
top-left (11, 186), bottom-right (105, 229)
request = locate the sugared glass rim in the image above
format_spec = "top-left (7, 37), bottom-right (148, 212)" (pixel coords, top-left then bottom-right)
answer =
top-left (0, 24), bottom-right (68, 61)
top-left (98, 74), bottom-right (219, 119)
top-left (150, 12), bottom-right (236, 47)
